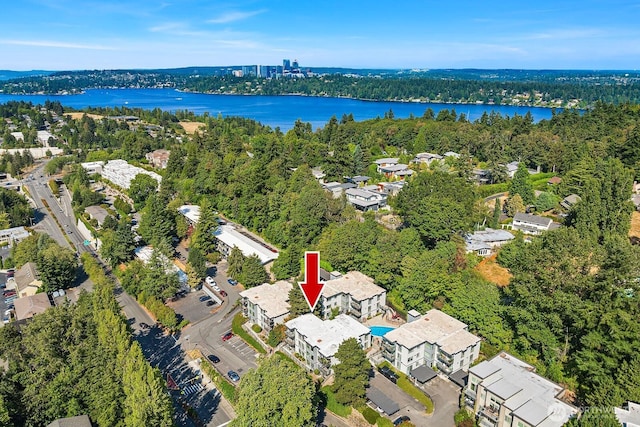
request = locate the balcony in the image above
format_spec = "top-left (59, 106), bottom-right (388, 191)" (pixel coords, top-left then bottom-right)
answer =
top-left (437, 352), bottom-right (453, 364)
top-left (479, 406), bottom-right (500, 424)
top-left (350, 300), bottom-right (361, 311)
top-left (382, 348), bottom-right (395, 362)
top-left (285, 329), bottom-right (294, 338)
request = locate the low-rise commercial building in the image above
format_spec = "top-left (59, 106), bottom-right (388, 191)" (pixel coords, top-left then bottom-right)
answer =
top-left (285, 313), bottom-right (371, 375)
top-left (382, 309), bottom-right (481, 375)
top-left (465, 352), bottom-right (578, 427)
top-left (319, 271), bottom-right (386, 321)
top-left (240, 281), bottom-right (293, 331)
top-left (213, 224), bottom-right (278, 265)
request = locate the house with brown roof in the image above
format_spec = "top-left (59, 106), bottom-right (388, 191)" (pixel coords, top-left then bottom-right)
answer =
top-left (14, 293), bottom-right (52, 321)
top-left (14, 262), bottom-right (42, 298)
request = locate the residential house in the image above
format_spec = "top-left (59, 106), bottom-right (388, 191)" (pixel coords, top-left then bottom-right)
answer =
top-left (465, 228), bottom-right (515, 256)
top-left (382, 309), bottom-right (481, 376)
top-left (346, 175), bottom-right (371, 186)
top-left (464, 352), bottom-right (578, 427)
top-left (14, 293), bottom-right (52, 321)
top-left (412, 152), bottom-right (443, 166)
top-left (472, 168), bottom-right (491, 185)
top-left (311, 167), bottom-right (326, 182)
top-left (377, 181), bottom-right (406, 196)
top-left (37, 130), bottom-right (55, 146)
top-left (560, 194), bottom-right (581, 210)
top-left (511, 213), bottom-right (555, 235)
top-left (345, 187), bottom-right (388, 211)
top-left (0, 226), bottom-right (29, 247)
top-left (375, 158), bottom-right (399, 173)
top-left (378, 164), bottom-right (413, 180)
top-left (322, 181), bottom-right (357, 198)
top-left (505, 161), bottom-right (520, 178)
top-left (632, 194), bottom-right (640, 211)
top-left (14, 262), bottom-right (42, 298)
top-left (145, 149), bottom-right (171, 169)
top-left (84, 205), bottom-right (110, 229)
top-left (214, 224), bottom-right (279, 265)
top-left (318, 271), bottom-right (386, 321)
top-left (444, 151), bottom-right (461, 159)
top-left (615, 402), bottom-right (640, 427)
top-left (46, 415), bottom-right (92, 427)
top-left (285, 313), bottom-right (371, 375)
top-left (240, 281), bottom-right (293, 331)
top-left (547, 176), bottom-right (562, 185)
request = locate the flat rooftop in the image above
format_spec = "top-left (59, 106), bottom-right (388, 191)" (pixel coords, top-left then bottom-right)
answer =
top-left (240, 281), bottom-right (292, 319)
top-left (323, 271), bottom-right (385, 301)
top-left (384, 309), bottom-right (480, 353)
top-left (286, 313), bottom-right (370, 359)
top-left (214, 224), bottom-right (279, 264)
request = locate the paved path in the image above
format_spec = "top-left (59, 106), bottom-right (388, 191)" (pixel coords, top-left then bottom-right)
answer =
top-left (421, 376), bottom-right (461, 427)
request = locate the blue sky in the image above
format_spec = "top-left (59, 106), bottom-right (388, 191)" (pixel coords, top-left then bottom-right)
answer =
top-left (1, 0), bottom-right (639, 70)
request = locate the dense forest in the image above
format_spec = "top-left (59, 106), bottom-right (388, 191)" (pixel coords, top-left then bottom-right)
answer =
top-left (2, 68), bottom-right (640, 107)
top-left (1, 97), bottom-right (640, 415)
top-left (0, 254), bottom-right (174, 426)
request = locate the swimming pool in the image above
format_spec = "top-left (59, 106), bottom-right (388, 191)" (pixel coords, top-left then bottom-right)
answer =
top-left (370, 326), bottom-right (395, 337)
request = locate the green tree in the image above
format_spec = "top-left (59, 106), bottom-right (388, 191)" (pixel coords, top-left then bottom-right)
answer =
top-left (191, 197), bottom-right (219, 254)
top-left (232, 356), bottom-right (318, 427)
top-left (100, 218), bottom-right (136, 268)
top-left (407, 197), bottom-right (468, 247)
top-left (491, 199), bottom-right (502, 228)
top-left (509, 162), bottom-right (534, 205)
top-left (37, 245), bottom-right (77, 292)
top-left (128, 173), bottom-right (158, 211)
top-left (332, 338), bottom-right (370, 407)
top-left (565, 407), bottom-right (620, 427)
top-left (504, 194), bottom-right (525, 217)
top-left (138, 194), bottom-right (175, 248)
top-left (288, 284), bottom-right (310, 319)
top-left (187, 246), bottom-right (207, 279)
top-left (240, 255), bottom-right (268, 288)
top-left (227, 246), bottom-right (245, 280)
top-left (535, 192), bottom-right (559, 212)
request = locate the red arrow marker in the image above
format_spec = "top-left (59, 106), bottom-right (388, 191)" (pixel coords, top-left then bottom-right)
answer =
top-left (299, 251), bottom-right (325, 311)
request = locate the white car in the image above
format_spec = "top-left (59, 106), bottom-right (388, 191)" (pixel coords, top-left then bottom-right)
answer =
top-left (205, 276), bottom-right (215, 285)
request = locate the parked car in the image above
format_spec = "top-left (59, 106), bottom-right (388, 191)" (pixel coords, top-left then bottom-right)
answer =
top-left (139, 322), bottom-right (150, 329)
top-left (206, 300), bottom-right (216, 306)
top-left (205, 276), bottom-right (215, 285)
top-left (207, 354), bottom-right (220, 363)
top-left (393, 416), bottom-right (411, 426)
top-left (222, 332), bottom-right (234, 341)
top-left (219, 290), bottom-right (228, 297)
top-left (212, 283), bottom-right (221, 292)
top-left (6, 269), bottom-right (14, 278)
top-left (227, 370), bottom-right (240, 382)
top-left (227, 278), bottom-right (238, 286)
top-left (199, 295), bottom-right (211, 302)
top-left (378, 366), bottom-right (399, 384)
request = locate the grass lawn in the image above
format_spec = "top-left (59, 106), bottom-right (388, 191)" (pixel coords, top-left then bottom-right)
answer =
top-left (320, 386), bottom-right (352, 418)
top-left (232, 313), bottom-right (267, 354)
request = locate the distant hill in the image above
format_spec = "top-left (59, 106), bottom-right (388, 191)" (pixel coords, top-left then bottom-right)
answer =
top-left (0, 70), bottom-right (52, 81)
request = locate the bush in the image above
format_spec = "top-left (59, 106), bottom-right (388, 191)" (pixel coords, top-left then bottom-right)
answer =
top-left (360, 406), bottom-right (380, 424)
top-left (267, 324), bottom-right (285, 347)
top-left (320, 386), bottom-right (351, 417)
top-left (454, 408), bottom-right (476, 427)
top-left (232, 313), bottom-right (266, 354)
top-left (201, 359), bottom-right (237, 403)
top-left (251, 324), bottom-right (262, 333)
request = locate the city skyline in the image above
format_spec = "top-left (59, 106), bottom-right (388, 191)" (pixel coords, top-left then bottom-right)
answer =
top-left (1, 0), bottom-right (639, 71)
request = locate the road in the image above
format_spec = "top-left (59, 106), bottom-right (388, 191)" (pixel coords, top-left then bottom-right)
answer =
top-left (23, 160), bottom-right (235, 426)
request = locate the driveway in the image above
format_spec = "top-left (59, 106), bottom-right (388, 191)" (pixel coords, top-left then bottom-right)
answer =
top-left (421, 376), bottom-right (461, 427)
top-left (369, 372), bottom-right (432, 426)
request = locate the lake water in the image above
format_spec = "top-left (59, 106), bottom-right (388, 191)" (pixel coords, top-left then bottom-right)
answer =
top-left (0, 88), bottom-right (555, 131)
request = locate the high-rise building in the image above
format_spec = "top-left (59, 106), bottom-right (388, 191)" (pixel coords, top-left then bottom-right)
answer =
top-left (283, 59), bottom-right (291, 71)
top-left (292, 59), bottom-right (299, 70)
top-left (258, 65), bottom-right (270, 78)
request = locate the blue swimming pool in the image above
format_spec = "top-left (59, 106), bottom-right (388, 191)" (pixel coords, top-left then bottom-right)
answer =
top-left (370, 326), bottom-right (395, 337)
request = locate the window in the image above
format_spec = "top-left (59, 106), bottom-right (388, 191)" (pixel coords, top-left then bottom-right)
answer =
top-left (504, 414), bottom-right (512, 425)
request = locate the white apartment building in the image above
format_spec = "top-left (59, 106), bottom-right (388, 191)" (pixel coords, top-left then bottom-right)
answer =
top-left (285, 313), bottom-right (371, 375)
top-left (319, 271), bottom-right (386, 321)
top-left (382, 309), bottom-right (481, 375)
top-left (240, 281), bottom-right (293, 331)
top-left (100, 159), bottom-right (162, 190)
top-left (213, 224), bottom-right (279, 265)
top-left (0, 226), bottom-right (29, 247)
top-left (465, 352), bottom-right (578, 427)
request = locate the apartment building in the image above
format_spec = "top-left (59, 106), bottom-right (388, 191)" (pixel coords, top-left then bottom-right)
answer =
top-left (0, 226), bottom-right (29, 247)
top-left (465, 352), bottom-right (578, 427)
top-left (100, 159), bottom-right (162, 190)
top-left (240, 281), bottom-right (293, 332)
top-left (382, 309), bottom-right (480, 376)
top-left (285, 313), bottom-right (371, 375)
top-left (319, 271), bottom-right (386, 321)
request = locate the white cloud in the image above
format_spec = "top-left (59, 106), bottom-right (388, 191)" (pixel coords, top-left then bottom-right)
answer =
top-left (207, 9), bottom-right (266, 24)
top-left (0, 39), bottom-right (116, 50)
